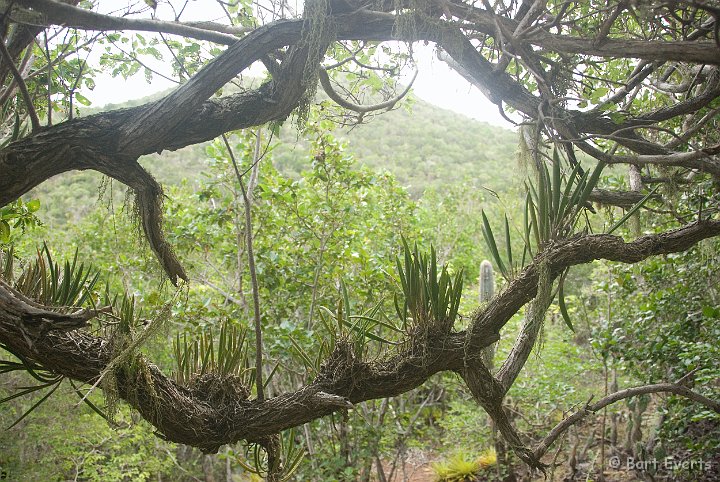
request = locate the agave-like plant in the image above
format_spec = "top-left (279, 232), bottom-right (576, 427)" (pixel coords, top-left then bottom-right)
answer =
top-left (14, 243), bottom-right (100, 308)
top-left (236, 428), bottom-right (306, 482)
top-left (173, 319), bottom-right (256, 387)
top-left (394, 238), bottom-right (464, 333)
top-left (480, 145), bottom-right (657, 331)
top-left (291, 280), bottom-right (403, 375)
top-left (0, 245), bottom-right (108, 426)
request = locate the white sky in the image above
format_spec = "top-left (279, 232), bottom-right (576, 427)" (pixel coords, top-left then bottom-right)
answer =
top-left (86, 49), bottom-right (512, 127)
top-left (82, 1), bottom-right (512, 127)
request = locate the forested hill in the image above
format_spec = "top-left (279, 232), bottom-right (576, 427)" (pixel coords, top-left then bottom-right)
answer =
top-left (33, 93), bottom-right (518, 224)
top-left (273, 99), bottom-right (519, 196)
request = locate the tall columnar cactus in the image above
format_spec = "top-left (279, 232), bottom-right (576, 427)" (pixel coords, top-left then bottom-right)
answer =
top-left (479, 260), bottom-right (496, 370)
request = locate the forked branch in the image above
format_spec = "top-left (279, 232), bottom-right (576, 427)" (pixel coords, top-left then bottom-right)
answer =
top-left (533, 382), bottom-right (720, 461)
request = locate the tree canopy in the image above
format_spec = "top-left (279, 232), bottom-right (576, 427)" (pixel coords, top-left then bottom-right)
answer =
top-left (1, 0), bottom-right (720, 479)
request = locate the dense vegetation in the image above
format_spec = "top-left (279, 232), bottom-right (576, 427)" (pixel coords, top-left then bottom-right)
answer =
top-left (2, 1), bottom-right (720, 481)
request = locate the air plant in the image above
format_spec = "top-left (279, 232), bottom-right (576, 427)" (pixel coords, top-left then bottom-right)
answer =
top-left (394, 238), bottom-right (464, 333)
top-left (481, 146), bottom-right (655, 331)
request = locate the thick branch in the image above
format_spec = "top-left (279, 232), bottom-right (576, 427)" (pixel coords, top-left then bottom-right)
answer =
top-left (0, 11), bottom-right (405, 208)
top-left (13, 0), bottom-right (245, 45)
top-left (2, 221), bottom-right (718, 454)
top-left (6, 8), bottom-right (713, 211)
top-left (462, 353), bottom-right (545, 470)
top-left (466, 219), bottom-right (720, 351)
top-left (115, 19), bottom-right (306, 156)
top-left (495, 261), bottom-right (552, 393)
top-left (0, 286), bottom-right (482, 451)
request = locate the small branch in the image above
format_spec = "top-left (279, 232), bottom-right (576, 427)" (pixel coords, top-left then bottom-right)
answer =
top-left (533, 382), bottom-right (720, 460)
top-left (461, 355), bottom-right (546, 472)
top-left (223, 133), bottom-right (265, 402)
top-left (665, 105), bottom-right (720, 149)
top-left (197, 277), bottom-right (246, 307)
top-left (593, 1), bottom-right (627, 47)
top-left (318, 67), bottom-right (417, 114)
top-left (0, 42), bottom-right (35, 107)
top-left (0, 37), bottom-right (40, 131)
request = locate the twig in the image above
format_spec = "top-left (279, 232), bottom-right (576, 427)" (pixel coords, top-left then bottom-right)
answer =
top-left (0, 38), bottom-right (40, 131)
top-left (223, 132), bottom-right (265, 401)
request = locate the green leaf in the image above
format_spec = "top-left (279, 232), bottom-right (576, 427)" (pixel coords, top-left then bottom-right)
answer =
top-left (0, 220), bottom-right (9, 242)
top-left (69, 379), bottom-right (115, 426)
top-left (558, 160), bottom-right (584, 223)
top-left (504, 214), bottom-right (513, 273)
top-left (607, 185), bottom-right (660, 235)
top-left (348, 314), bottom-right (402, 333)
top-left (577, 161), bottom-right (606, 209)
top-left (341, 317), bottom-right (400, 345)
top-left (25, 199), bottom-right (41, 213)
top-left (5, 379), bottom-right (63, 429)
top-left (552, 148), bottom-right (562, 222)
top-left (74, 92), bottom-right (92, 106)
top-left (481, 210), bottom-right (508, 278)
top-left (558, 274), bottom-right (574, 332)
top-left (702, 306), bottom-right (719, 319)
top-left (288, 335), bottom-right (317, 374)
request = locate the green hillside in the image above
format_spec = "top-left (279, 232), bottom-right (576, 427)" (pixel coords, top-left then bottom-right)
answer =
top-left (30, 93), bottom-right (517, 226)
top-left (273, 97), bottom-right (519, 196)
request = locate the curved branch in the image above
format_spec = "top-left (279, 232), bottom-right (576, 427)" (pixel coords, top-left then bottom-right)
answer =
top-left (318, 67), bottom-right (418, 114)
top-left (0, 285), bottom-right (480, 451)
top-left (533, 382), bottom-right (720, 461)
top-left (1, 220), bottom-right (718, 454)
top-left (103, 160), bottom-right (188, 285)
top-left (466, 219), bottom-right (720, 352)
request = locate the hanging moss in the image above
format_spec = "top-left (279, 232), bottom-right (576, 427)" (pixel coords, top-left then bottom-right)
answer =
top-left (296, 0), bottom-right (336, 126)
top-left (101, 295), bottom-right (174, 422)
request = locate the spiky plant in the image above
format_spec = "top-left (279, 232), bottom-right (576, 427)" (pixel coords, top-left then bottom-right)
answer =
top-left (0, 245), bottom-right (109, 425)
top-left (395, 238), bottom-right (464, 334)
top-left (173, 319), bottom-right (253, 387)
top-left (431, 451), bottom-right (482, 482)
